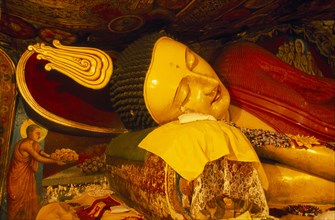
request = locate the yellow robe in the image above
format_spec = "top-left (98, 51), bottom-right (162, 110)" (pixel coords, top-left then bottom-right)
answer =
top-left (7, 139), bottom-right (41, 220)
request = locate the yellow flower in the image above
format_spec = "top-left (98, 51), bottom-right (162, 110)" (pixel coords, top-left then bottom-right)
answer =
top-left (287, 134), bottom-right (320, 149)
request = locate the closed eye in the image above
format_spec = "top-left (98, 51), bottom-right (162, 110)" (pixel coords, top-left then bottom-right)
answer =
top-left (185, 48), bottom-right (198, 71)
top-left (211, 86), bottom-right (221, 105)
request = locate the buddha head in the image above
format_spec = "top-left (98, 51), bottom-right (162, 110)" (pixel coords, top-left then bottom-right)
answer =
top-left (110, 32), bottom-right (230, 130)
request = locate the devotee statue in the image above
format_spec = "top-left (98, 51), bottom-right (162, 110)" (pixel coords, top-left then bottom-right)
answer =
top-left (7, 124), bottom-right (65, 220)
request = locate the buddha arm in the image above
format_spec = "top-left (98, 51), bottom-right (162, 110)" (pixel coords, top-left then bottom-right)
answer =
top-left (255, 142), bottom-right (335, 182)
top-left (237, 121), bottom-right (335, 182)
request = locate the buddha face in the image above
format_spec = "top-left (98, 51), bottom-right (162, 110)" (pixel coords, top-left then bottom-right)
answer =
top-left (144, 37), bottom-right (230, 125)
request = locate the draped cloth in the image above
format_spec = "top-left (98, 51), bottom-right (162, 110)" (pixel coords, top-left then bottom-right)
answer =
top-left (213, 41), bottom-right (335, 141)
top-left (7, 139), bottom-right (41, 220)
top-left (139, 120), bottom-right (268, 190)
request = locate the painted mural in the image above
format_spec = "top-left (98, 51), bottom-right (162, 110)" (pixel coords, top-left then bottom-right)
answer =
top-left (5, 103), bottom-right (47, 220)
top-left (0, 0), bottom-right (334, 219)
top-left (0, 48), bottom-right (16, 215)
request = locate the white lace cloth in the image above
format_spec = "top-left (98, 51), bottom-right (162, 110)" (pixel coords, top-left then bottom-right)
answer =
top-left (190, 158), bottom-right (269, 219)
top-left (178, 113), bottom-right (217, 124)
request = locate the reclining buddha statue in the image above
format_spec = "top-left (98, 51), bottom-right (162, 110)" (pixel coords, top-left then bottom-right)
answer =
top-left (19, 30), bottom-right (335, 219)
top-left (107, 31), bottom-right (335, 218)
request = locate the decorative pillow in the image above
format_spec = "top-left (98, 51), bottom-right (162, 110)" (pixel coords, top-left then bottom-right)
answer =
top-left (106, 127), bottom-right (155, 161)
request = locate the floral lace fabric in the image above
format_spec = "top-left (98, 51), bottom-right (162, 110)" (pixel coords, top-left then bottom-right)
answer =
top-left (189, 158), bottom-right (269, 219)
top-left (107, 154), bottom-right (269, 219)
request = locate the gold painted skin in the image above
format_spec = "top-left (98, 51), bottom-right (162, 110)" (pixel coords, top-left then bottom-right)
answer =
top-left (263, 162), bottom-right (335, 205)
top-left (143, 36), bottom-right (335, 206)
top-left (144, 37), bottom-right (230, 125)
top-left (230, 104), bottom-right (335, 182)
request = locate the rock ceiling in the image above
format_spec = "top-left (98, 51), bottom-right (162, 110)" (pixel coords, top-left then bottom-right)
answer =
top-left (0, 0), bottom-right (334, 55)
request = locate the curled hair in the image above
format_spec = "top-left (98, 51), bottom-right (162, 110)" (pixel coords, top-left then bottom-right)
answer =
top-left (110, 31), bottom-right (168, 130)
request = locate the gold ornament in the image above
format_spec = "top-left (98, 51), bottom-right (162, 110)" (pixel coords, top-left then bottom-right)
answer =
top-left (287, 134), bottom-right (320, 149)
